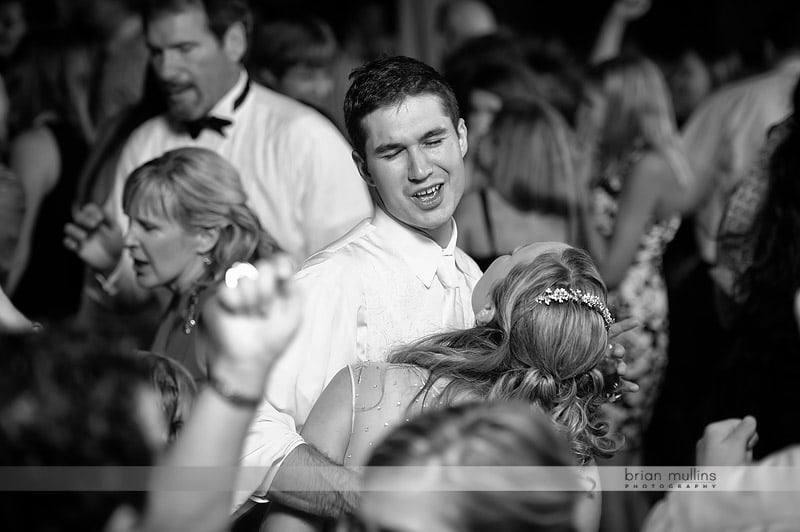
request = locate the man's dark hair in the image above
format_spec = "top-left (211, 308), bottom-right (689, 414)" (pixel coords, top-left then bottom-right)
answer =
top-left (0, 329), bottom-right (155, 532)
top-left (344, 55), bottom-right (460, 158)
top-left (141, 0), bottom-right (253, 43)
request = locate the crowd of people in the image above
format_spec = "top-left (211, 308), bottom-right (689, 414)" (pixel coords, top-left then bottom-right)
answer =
top-left (1, 0), bottom-right (800, 531)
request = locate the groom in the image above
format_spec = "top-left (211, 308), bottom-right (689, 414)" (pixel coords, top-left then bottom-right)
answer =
top-left (238, 54), bottom-right (481, 515)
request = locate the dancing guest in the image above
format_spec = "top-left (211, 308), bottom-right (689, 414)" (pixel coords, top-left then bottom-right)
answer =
top-left (70, 147), bottom-right (278, 380)
top-left (682, 2), bottom-right (800, 268)
top-left (5, 31), bottom-right (94, 322)
top-left (705, 79), bottom-right (800, 459)
top-left (578, 53), bottom-right (691, 531)
top-left (267, 242), bottom-right (620, 532)
top-left (456, 98), bottom-right (583, 270)
top-left (579, 54), bottom-right (690, 447)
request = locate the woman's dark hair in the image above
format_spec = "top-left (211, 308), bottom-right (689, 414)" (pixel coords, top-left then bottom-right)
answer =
top-left (738, 78), bottom-right (800, 336)
top-left (5, 28), bottom-right (91, 137)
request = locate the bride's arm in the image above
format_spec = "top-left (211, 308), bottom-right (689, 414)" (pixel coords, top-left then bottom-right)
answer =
top-left (299, 367), bottom-right (356, 460)
top-left (262, 367), bottom-right (357, 532)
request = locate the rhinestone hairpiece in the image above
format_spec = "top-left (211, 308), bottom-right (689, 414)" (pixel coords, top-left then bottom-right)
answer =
top-left (533, 287), bottom-right (614, 329)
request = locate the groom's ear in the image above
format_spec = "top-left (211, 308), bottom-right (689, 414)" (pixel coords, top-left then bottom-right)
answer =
top-left (475, 303), bottom-right (496, 326)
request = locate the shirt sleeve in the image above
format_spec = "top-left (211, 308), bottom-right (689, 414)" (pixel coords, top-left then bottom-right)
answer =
top-left (233, 399), bottom-right (306, 506)
top-left (237, 253), bottom-right (365, 493)
top-left (289, 114), bottom-right (373, 257)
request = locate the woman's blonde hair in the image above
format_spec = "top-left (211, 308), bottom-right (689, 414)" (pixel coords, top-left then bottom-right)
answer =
top-left (122, 147), bottom-right (278, 283)
top-left (391, 246), bottom-right (621, 464)
top-left (481, 97), bottom-right (581, 243)
top-left (591, 53), bottom-right (692, 187)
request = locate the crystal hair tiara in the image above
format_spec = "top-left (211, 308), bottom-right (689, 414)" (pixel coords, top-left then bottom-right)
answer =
top-left (533, 287), bottom-right (614, 329)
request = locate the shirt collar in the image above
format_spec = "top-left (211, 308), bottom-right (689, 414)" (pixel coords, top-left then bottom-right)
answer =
top-left (208, 70), bottom-right (249, 122)
top-left (372, 208), bottom-right (461, 288)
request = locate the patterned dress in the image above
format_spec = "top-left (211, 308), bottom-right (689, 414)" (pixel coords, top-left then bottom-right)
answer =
top-left (591, 151), bottom-right (680, 451)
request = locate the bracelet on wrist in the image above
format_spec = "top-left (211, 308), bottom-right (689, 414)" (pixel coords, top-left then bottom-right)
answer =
top-left (207, 374), bottom-right (262, 409)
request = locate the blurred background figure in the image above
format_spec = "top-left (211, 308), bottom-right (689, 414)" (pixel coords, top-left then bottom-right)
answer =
top-left (664, 48), bottom-right (715, 128)
top-left (682, 1), bottom-right (800, 271)
top-left (454, 57), bottom-right (539, 187)
top-left (4, 30), bottom-right (94, 324)
top-left (69, 0), bottom-right (148, 133)
top-left (436, 0), bottom-right (497, 65)
top-left (250, 12), bottom-right (338, 125)
top-left (456, 99), bottom-right (583, 270)
top-left (704, 78), bottom-right (800, 461)
top-left (0, 329), bottom-right (159, 532)
top-left (579, 53), bottom-right (692, 532)
top-left (441, 37), bottom-right (538, 192)
top-left (0, 285), bottom-right (31, 333)
top-left (0, 0), bottom-right (27, 75)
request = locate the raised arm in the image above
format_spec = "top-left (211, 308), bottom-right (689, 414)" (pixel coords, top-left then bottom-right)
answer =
top-left (590, 0), bottom-right (651, 65)
top-left (0, 285), bottom-right (34, 333)
top-left (579, 152), bottom-right (670, 288)
top-left (142, 256), bottom-right (300, 532)
top-left (5, 127), bottom-right (58, 295)
top-left (63, 129), bottom-right (153, 307)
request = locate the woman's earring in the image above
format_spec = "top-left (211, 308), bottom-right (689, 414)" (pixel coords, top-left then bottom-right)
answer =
top-left (202, 255), bottom-right (212, 266)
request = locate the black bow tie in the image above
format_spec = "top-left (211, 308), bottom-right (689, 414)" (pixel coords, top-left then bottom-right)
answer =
top-left (184, 115), bottom-right (232, 139)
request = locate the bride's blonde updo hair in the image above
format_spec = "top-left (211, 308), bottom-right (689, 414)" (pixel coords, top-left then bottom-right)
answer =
top-left (391, 246), bottom-right (620, 464)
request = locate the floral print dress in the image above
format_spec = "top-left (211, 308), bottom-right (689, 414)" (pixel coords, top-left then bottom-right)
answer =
top-left (591, 151), bottom-right (680, 451)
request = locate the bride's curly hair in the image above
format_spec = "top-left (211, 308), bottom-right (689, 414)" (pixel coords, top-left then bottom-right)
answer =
top-left (390, 247), bottom-right (621, 464)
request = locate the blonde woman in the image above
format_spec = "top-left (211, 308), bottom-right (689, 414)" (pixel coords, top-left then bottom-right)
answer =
top-left (579, 51), bottom-right (691, 467)
top-left (456, 98), bottom-right (583, 270)
top-left (69, 147), bottom-right (278, 380)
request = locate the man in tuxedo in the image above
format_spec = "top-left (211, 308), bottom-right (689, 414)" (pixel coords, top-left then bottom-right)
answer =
top-left (66, 0), bottom-right (371, 298)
